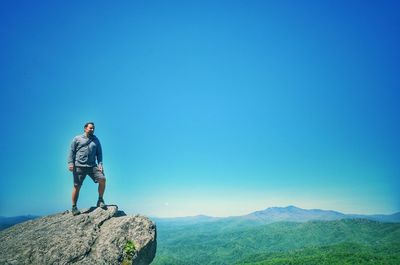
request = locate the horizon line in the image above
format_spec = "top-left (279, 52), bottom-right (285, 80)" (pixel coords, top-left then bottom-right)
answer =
top-left (2, 205), bottom-right (399, 219)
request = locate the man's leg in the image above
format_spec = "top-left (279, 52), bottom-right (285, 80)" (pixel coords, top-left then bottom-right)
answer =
top-left (71, 184), bottom-right (81, 215)
top-left (98, 178), bottom-right (106, 198)
top-left (72, 185), bottom-right (81, 206)
top-left (71, 167), bottom-right (86, 215)
top-left (72, 167), bottom-right (85, 207)
top-left (92, 166), bottom-right (107, 208)
top-left (97, 178), bottom-right (106, 208)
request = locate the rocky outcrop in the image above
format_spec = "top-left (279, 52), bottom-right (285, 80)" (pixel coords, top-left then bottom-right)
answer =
top-left (0, 206), bottom-right (156, 265)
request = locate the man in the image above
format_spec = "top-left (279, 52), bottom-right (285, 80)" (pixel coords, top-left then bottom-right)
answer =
top-left (67, 122), bottom-right (107, 216)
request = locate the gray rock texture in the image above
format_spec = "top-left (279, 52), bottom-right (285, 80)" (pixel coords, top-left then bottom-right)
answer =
top-left (0, 206), bottom-right (156, 265)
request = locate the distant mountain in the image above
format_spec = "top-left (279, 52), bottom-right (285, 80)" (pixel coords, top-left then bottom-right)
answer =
top-left (4, 206), bottom-right (400, 230)
top-left (154, 205), bottom-right (400, 225)
top-left (240, 205), bottom-right (346, 223)
top-left (239, 205), bottom-right (400, 224)
top-left (349, 212), bottom-right (400, 223)
top-left (0, 215), bottom-right (38, 230)
top-left (152, 215), bottom-right (221, 225)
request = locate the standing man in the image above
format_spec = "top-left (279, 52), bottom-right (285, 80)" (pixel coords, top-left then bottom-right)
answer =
top-left (67, 122), bottom-right (107, 216)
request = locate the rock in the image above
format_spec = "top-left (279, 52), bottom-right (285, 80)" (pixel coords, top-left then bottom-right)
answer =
top-left (0, 206), bottom-right (157, 265)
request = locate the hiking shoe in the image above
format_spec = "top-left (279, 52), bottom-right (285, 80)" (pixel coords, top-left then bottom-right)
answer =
top-left (71, 206), bottom-right (80, 216)
top-left (97, 198), bottom-right (106, 209)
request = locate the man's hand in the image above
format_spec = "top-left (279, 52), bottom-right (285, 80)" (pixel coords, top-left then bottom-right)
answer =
top-left (98, 164), bottom-right (104, 173)
top-left (68, 164), bottom-right (74, 172)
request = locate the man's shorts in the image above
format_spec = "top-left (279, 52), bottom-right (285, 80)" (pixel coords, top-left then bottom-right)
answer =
top-left (73, 166), bottom-right (106, 187)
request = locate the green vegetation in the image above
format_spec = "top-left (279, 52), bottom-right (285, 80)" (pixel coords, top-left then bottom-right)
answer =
top-left (237, 243), bottom-right (400, 265)
top-left (152, 219), bottom-right (400, 265)
top-left (122, 240), bottom-right (136, 265)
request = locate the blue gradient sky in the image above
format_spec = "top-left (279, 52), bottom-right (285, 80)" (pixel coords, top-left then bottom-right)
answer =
top-left (1, 1), bottom-right (399, 217)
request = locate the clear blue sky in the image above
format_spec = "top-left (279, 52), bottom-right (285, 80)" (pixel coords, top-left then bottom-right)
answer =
top-left (0, 1), bottom-right (399, 217)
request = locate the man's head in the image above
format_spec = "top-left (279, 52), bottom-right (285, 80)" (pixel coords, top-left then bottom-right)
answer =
top-left (84, 122), bottom-right (95, 136)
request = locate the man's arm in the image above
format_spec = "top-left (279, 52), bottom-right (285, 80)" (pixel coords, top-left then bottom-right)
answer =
top-left (96, 139), bottom-right (103, 172)
top-left (67, 137), bottom-right (77, 171)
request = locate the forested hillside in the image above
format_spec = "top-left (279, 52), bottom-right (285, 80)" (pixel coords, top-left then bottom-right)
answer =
top-left (153, 219), bottom-right (400, 265)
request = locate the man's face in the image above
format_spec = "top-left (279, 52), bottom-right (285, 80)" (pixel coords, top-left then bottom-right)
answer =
top-left (85, 124), bottom-right (95, 136)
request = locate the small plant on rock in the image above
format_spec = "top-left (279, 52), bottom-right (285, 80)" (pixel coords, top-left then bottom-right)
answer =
top-left (122, 240), bottom-right (136, 265)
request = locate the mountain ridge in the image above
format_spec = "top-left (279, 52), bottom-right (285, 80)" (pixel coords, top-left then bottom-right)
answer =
top-left (3, 205), bottom-right (399, 230)
top-left (0, 215), bottom-right (39, 230)
top-left (153, 205), bottom-right (400, 225)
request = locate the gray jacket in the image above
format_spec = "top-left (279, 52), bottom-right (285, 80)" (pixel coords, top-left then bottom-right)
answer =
top-left (68, 134), bottom-right (103, 167)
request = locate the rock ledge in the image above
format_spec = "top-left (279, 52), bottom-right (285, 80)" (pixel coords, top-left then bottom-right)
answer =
top-left (0, 206), bottom-right (156, 265)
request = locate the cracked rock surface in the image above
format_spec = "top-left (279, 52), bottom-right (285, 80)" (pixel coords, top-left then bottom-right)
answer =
top-left (0, 206), bottom-right (156, 265)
